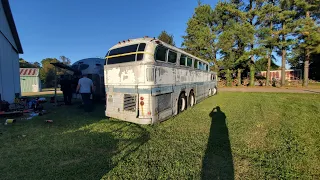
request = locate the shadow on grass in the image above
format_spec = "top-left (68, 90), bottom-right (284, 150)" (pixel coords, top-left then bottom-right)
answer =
top-left (0, 103), bottom-right (150, 180)
top-left (201, 106), bottom-right (234, 180)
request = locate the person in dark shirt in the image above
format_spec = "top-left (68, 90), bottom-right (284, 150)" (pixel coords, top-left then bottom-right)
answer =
top-left (60, 75), bottom-right (72, 105)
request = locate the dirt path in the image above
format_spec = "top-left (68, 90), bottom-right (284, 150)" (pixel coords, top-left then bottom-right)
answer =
top-left (22, 90), bottom-right (62, 97)
top-left (219, 87), bottom-right (320, 94)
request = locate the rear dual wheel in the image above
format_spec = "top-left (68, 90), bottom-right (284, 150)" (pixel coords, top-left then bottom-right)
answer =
top-left (212, 87), bottom-right (217, 95)
top-left (189, 92), bottom-right (195, 107)
top-left (178, 93), bottom-right (187, 113)
top-left (209, 87), bottom-right (217, 96)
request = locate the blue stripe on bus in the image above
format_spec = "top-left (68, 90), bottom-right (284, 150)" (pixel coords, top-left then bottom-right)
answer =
top-left (105, 82), bottom-right (216, 94)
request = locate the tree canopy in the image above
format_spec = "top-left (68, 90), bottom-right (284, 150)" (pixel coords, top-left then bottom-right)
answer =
top-left (158, 31), bottom-right (175, 46)
top-left (182, 0), bottom-right (320, 86)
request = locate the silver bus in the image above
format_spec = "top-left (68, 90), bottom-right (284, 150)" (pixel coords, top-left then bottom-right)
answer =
top-left (104, 37), bottom-right (217, 124)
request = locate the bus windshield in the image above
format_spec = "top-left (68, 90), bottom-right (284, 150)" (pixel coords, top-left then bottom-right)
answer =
top-left (106, 43), bottom-right (146, 65)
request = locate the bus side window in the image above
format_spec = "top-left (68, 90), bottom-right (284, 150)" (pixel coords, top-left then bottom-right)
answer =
top-left (137, 43), bottom-right (146, 61)
top-left (194, 60), bottom-right (199, 69)
top-left (199, 62), bottom-right (203, 70)
top-left (187, 57), bottom-right (192, 67)
top-left (180, 54), bottom-right (186, 66)
top-left (168, 50), bottom-right (177, 63)
top-left (206, 64), bottom-right (209, 71)
top-left (211, 74), bottom-right (215, 81)
top-left (203, 63), bottom-right (207, 71)
top-left (155, 46), bottom-right (167, 62)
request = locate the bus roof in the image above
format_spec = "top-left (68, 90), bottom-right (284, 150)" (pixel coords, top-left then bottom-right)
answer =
top-left (108, 37), bottom-right (209, 65)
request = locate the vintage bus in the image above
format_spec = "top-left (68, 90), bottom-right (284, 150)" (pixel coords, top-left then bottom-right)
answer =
top-left (104, 37), bottom-right (217, 124)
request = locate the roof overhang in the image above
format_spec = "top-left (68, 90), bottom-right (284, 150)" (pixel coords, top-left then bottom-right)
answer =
top-left (50, 62), bottom-right (81, 75)
top-left (1, 0), bottom-right (23, 54)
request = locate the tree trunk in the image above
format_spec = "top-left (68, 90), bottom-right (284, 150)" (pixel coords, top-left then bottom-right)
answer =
top-left (226, 69), bottom-right (232, 87)
top-left (303, 11), bottom-right (310, 87)
top-left (266, 52), bottom-right (271, 86)
top-left (303, 49), bottom-right (310, 86)
top-left (249, 0), bottom-right (255, 87)
top-left (237, 69), bottom-right (241, 86)
top-left (213, 53), bottom-right (219, 71)
top-left (281, 48), bottom-right (286, 86)
top-left (250, 64), bottom-right (255, 86)
top-left (281, 23), bottom-right (286, 87)
top-left (266, 20), bottom-right (273, 86)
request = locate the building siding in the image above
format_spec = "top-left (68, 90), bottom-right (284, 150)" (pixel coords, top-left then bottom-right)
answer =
top-left (0, 32), bottom-right (20, 103)
top-left (20, 76), bottom-right (41, 92)
top-left (0, 1), bottom-right (17, 51)
top-left (260, 70), bottom-right (302, 81)
top-left (20, 68), bottom-right (41, 93)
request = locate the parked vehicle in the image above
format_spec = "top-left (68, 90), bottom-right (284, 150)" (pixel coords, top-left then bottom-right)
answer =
top-left (52, 58), bottom-right (105, 101)
top-left (71, 58), bottom-right (105, 101)
top-left (104, 37), bottom-right (218, 124)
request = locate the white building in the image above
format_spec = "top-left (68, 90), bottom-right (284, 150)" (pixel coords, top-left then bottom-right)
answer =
top-left (0, 0), bottom-right (23, 103)
top-left (20, 68), bottom-right (41, 93)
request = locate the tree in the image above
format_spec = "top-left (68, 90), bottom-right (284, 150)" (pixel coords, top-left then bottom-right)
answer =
top-left (292, 0), bottom-right (320, 86)
top-left (255, 57), bottom-right (279, 72)
top-left (182, 3), bottom-right (219, 70)
top-left (275, 0), bottom-right (296, 86)
top-left (33, 62), bottom-right (41, 68)
top-left (215, 1), bottom-right (255, 86)
top-left (60, 56), bottom-right (71, 65)
top-left (158, 31), bottom-right (175, 46)
top-left (241, 0), bottom-right (265, 86)
top-left (19, 58), bottom-right (36, 68)
top-left (40, 58), bottom-right (60, 87)
top-left (257, 0), bottom-right (281, 85)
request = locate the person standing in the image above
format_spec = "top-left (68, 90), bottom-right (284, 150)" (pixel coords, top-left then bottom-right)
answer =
top-left (60, 75), bottom-right (72, 105)
top-left (76, 74), bottom-right (95, 112)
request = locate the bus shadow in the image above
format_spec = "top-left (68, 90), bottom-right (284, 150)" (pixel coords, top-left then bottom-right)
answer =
top-left (201, 106), bottom-right (234, 180)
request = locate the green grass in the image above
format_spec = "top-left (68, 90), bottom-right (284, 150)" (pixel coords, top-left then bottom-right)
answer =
top-left (0, 92), bottom-right (319, 179)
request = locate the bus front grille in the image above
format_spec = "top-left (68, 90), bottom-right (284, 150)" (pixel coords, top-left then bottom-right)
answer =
top-left (123, 94), bottom-right (136, 112)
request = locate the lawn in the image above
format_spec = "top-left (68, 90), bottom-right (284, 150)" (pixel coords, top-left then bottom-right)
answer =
top-left (0, 92), bottom-right (319, 179)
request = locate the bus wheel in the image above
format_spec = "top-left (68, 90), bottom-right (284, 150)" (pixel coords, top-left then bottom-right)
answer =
top-left (212, 87), bottom-right (217, 95)
top-left (209, 89), bottom-right (212, 96)
top-left (178, 93), bottom-right (186, 113)
top-left (189, 92), bottom-right (195, 107)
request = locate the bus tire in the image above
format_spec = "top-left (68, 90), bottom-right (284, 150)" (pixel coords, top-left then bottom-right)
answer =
top-left (212, 87), bottom-right (217, 95)
top-left (189, 92), bottom-right (195, 107)
top-left (178, 93), bottom-right (186, 113)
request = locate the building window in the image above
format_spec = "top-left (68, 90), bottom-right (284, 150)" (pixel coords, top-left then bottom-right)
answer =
top-left (168, 50), bottom-right (177, 63)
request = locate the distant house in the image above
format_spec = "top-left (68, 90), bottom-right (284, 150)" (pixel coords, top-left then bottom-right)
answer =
top-left (0, 0), bottom-right (23, 103)
top-left (260, 69), bottom-right (302, 81)
top-left (20, 68), bottom-right (41, 93)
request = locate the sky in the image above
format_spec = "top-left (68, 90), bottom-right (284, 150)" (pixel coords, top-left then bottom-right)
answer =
top-left (10, 0), bottom-right (218, 64)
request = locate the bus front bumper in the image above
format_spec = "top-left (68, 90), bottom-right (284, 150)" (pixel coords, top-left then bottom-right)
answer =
top-left (105, 111), bottom-right (152, 125)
